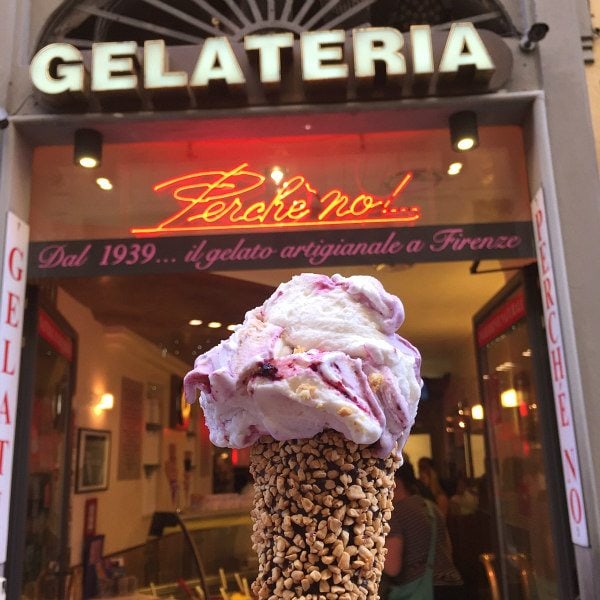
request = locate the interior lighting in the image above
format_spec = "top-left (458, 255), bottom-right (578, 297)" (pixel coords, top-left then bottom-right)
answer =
top-left (447, 162), bottom-right (463, 175)
top-left (471, 404), bottom-right (484, 420)
top-left (96, 177), bottom-right (113, 191)
top-left (500, 388), bottom-right (519, 408)
top-left (269, 165), bottom-right (285, 186)
top-left (226, 324), bottom-right (237, 331)
top-left (449, 111), bottom-right (479, 152)
top-left (208, 321), bottom-right (222, 329)
top-left (495, 362), bottom-right (516, 372)
top-left (74, 128), bottom-right (102, 168)
top-left (188, 319), bottom-right (203, 326)
top-left (94, 392), bottom-right (114, 415)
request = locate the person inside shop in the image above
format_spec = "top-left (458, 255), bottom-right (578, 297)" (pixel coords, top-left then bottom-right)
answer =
top-left (418, 457), bottom-right (450, 517)
top-left (448, 474), bottom-right (479, 516)
top-left (402, 453), bottom-right (436, 502)
top-left (383, 463), bottom-right (464, 600)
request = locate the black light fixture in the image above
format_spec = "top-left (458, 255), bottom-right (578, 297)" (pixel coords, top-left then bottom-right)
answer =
top-left (449, 111), bottom-right (479, 152)
top-left (74, 128), bottom-right (102, 168)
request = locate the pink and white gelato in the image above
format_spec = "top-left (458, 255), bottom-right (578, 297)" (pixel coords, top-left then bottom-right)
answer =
top-left (184, 273), bottom-right (421, 458)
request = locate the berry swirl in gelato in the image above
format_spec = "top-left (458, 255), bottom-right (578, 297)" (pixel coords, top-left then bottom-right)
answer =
top-left (184, 273), bottom-right (422, 458)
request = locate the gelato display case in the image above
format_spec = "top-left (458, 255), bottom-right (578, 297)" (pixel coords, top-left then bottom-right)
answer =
top-left (139, 506), bottom-right (256, 599)
top-left (139, 507), bottom-right (257, 599)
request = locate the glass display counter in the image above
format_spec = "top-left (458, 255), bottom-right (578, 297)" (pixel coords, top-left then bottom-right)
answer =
top-left (138, 508), bottom-right (256, 600)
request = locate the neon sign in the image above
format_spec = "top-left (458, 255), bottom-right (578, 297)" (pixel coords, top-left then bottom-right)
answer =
top-left (131, 163), bottom-right (420, 235)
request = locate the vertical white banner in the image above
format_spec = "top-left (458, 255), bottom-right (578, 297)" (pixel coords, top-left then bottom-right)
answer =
top-left (531, 189), bottom-right (589, 547)
top-left (0, 212), bottom-right (29, 564)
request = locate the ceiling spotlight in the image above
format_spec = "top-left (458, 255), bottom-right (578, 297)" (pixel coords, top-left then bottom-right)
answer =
top-left (96, 177), bottom-right (113, 191)
top-left (74, 128), bottom-right (102, 168)
top-left (207, 321), bottom-right (222, 329)
top-left (226, 324), bottom-right (237, 331)
top-left (447, 162), bottom-right (463, 176)
top-left (188, 319), bottom-right (203, 326)
top-left (269, 165), bottom-right (285, 186)
top-left (449, 111), bottom-right (479, 152)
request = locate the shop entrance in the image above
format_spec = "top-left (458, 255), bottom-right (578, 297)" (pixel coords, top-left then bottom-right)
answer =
top-left (9, 115), bottom-right (577, 599)
top-left (13, 260), bottom-right (557, 600)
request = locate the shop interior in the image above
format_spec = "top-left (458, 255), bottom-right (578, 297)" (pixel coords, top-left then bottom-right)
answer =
top-left (18, 118), bottom-right (558, 599)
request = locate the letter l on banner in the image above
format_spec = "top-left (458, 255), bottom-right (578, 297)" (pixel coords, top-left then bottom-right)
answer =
top-left (531, 189), bottom-right (589, 547)
top-left (0, 212), bottom-right (29, 564)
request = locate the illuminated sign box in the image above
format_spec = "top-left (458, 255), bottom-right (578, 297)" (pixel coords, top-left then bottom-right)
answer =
top-left (30, 24), bottom-right (512, 110)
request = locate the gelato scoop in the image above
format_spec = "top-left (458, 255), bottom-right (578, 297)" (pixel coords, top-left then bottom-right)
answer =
top-left (184, 273), bottom-right (422, 457)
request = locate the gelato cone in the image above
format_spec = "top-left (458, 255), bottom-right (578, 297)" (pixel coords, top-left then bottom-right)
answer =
top-left (250, 431), bottom-right (400, 600)
top-left (184, 273), bottom-right (422, 599)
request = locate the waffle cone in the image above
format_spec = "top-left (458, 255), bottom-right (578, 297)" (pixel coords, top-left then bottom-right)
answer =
top-left (249, 430), bottom-right (400, 600)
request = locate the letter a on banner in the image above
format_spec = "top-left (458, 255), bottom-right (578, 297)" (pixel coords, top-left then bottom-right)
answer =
top-left (531, 189), bottom-right (589, 547)
top-left (0, 212), bottom-right (29, 564)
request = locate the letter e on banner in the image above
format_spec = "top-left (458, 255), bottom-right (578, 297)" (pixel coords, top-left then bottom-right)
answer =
top-left (531, 189), bottom-right (589, 547)
top-left (0, 213), bottom-right (29, 563)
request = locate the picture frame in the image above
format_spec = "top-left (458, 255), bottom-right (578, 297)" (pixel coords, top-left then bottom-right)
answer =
top-left (76, 429), bottom-right (111, 493)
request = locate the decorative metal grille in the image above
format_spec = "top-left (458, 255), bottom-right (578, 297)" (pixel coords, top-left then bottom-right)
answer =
top-left (35, 0), bottom-right (516, 51)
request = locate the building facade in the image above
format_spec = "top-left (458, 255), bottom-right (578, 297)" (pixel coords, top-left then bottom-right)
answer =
top-left (1, 1), bottom-right (600, 599)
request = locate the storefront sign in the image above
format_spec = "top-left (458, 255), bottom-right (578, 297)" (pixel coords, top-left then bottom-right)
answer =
top-left (133, 163), bottom-right (419, 235)
top-left (476, 291), bottom-right (526, 348)
top-left (28, 221), bottom-right (534, 278)
top-left (531, 189), bottom-right (589, 547)
top-left (38, 309), bottom-right (74, 362)
top-left (0, 213), bottom-right (29, 563)
top-left (29, 23), bottom-right (512, 109)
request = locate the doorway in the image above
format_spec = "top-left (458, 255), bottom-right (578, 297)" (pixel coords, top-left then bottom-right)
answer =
top-left (14, 260), bottom-right (535, 599)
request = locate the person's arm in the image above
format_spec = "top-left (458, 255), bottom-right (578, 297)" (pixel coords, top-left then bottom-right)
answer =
top-left (436, 492), bottom-right (449, 517)
top-left (384, 534), bottom-right (404, 577)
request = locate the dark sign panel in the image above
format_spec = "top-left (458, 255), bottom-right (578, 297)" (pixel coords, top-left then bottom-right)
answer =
top-left (28, 222), bottom-right (534, 278)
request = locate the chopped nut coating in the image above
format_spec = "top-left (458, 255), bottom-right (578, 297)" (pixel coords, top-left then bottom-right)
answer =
top-left (250, 430), bottom-right (399, 600)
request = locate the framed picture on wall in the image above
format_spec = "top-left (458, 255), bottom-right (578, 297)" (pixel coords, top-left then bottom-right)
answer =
top-left (76, 429), bottom-right (111, 493)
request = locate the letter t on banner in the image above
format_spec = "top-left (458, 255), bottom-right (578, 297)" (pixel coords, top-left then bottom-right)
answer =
top-left (0, 212), bottom-right (29, 564)
top-left (531, 189), bottom-right (589, 547)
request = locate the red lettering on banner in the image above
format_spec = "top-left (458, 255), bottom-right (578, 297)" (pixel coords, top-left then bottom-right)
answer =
top-left (558, 392), bottom-right (570, 427)
top-left (547, 309), bottom-right (559, 344)
top-left (5, 292), bottom-right (20, 327)
top-left (550, 346), bottom-right (565, 383)
top-left (532, 190), bottom-right (589, 546)
top-left (569, 487), bottom-right (583, 524)
top-left (131, 163), bottom-right (421, 235)
top-left (542, 277), bottom-right (554, 310)
top-left (0, 439), bottom-right (8, 475)
top-left (534, 207), bottom-right (544, 240)
top-left (8, 247), bottom-right (23, 281)
top-left (564, 447), bottom-right (578, 481)
top-left (0, 392), bottom-right (9, 425)
top-left (0, 213), bottom-right (29, 564)
top-left (538, 240), bottom-right (550, 275)
top-left (1, 340), bottom-right (15, 376)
